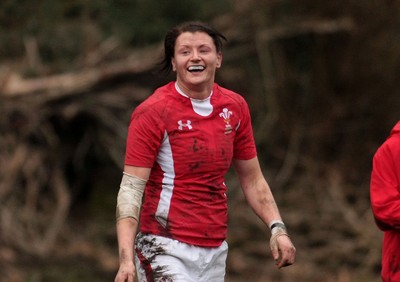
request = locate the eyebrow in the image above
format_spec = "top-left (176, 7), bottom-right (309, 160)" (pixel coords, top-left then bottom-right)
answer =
top-left (177, 43), bottom-right (213, 49)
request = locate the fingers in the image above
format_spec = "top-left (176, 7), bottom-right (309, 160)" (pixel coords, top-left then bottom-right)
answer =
top-left (274, 236), bottom-right (296, 269)
top-left (115, 266), bottom-right (136, 282)
top-left (271, 249), bottom-right (280, 261)
top-left (276, 250), bottom-right (295, 268)
top-left (270, 238), bottom-right (280, 260)
top-left (269, 224), bottom-right (296, 269)
top-left (115, 273), bottom-right (135, 282)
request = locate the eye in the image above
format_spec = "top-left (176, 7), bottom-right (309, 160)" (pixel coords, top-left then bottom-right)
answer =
top-left (180, 49), bottom-right (190, 55)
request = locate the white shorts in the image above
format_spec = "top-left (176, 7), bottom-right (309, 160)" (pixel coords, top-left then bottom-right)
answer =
top-left (135, 233), bottom-right (228, 282)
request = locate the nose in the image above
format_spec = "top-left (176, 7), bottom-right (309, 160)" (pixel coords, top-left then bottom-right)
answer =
top-left (191, 50), bottom-right (201, 60)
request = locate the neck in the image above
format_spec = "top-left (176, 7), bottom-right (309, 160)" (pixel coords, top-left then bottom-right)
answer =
top-left (175, 81), bottom-right (213, 100)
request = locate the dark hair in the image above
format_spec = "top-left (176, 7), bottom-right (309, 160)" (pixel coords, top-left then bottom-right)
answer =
top-left (158, 21), bottom-right (227, 74)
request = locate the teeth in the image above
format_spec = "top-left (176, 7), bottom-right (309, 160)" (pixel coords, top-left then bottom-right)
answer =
top-left (188, 65), bottom-right (205, 72)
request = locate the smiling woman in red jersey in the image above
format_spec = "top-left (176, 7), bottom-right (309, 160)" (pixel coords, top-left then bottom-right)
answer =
top-left (114, 21), bottom-right (296, 282)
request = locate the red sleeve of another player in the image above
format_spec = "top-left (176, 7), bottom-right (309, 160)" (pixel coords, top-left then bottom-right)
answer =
top-left (124, 103), bottom-right (165, 167)
top-left (370, 137), bottom-right (400, 231)
top-left (233, 99), bottom-right (257, 160)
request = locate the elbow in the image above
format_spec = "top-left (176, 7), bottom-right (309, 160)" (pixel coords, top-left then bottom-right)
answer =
top-left (371, 205), bottom-right (400, 231)
top-left (373, 216), bottom-right (393, 231)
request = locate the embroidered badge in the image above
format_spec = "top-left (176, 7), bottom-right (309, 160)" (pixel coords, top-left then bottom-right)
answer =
top-left (178, 120), bottom-right (192, 130)
top-left (219, 108), bottom-right (233, 134)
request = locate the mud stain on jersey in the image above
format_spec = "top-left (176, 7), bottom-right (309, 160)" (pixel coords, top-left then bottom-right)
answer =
top-left (191, 138), bottom-right (203, 152)
top-left (136, 234), bottom-right (174, 281)
top-left (189, 161), bottom-right (200, 170)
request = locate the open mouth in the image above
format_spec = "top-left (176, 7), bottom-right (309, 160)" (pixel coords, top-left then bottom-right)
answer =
top-left (187, 65), bottom-right (205, 72)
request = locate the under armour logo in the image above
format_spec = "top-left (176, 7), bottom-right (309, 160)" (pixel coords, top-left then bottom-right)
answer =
top-left (178, 120), bottom-right (192, 130)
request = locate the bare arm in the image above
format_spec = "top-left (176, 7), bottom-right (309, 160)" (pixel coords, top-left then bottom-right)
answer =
top-left (233, 157), bottom-right (281, 224)
top-left (114, 165), bottom-right (151, 282)
top-left (233, 157), bottom-right (296, 268)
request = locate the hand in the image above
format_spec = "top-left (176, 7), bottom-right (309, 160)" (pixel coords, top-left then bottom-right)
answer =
top-left (114, 261), bottom-right (136, 282)
top-left (270, 229), bottom-right (296, 269)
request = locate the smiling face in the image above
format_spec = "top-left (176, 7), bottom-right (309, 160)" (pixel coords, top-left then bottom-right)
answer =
top-left (171, 31), bottom-right (222, 98)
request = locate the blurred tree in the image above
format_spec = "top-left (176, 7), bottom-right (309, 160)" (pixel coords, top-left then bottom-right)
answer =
top-left (2, 1), bottom-right (400, 281)
top-left (0, 0), bottom-right (232, 73)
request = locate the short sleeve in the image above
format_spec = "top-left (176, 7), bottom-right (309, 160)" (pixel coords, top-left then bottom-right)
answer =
top-left (233, 98), bottom-right (257, 160)
top-left (370, 137), bottom-right (400, 230)
top-left (124, 103), bottom-right (165, 167)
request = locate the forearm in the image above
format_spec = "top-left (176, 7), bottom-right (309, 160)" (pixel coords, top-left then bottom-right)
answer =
top-left (116, 166), bottom-right (149, 263)
top-left (234, 158), bottom-right (295, 268)
top-left (116, 217), bottom-right (138, 264)
top-left (241, 176), bottom-right (282, 227)
top-left (233, 158), bottom-right (283, 226)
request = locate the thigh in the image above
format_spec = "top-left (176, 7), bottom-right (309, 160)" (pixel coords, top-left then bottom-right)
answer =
top-left (200, 241), bottom-right (228, 282)
top-left (135, 233), bottom-right (228, 282)
top-left (135, 233), bottom-right (196, 282)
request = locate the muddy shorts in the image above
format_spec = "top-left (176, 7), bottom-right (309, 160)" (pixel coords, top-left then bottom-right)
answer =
top-left (135, 232), bottom-right (228, 282)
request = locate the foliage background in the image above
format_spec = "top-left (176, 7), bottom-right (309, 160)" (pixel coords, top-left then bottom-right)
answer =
top-left (1, 0), bottom-right (400, 281)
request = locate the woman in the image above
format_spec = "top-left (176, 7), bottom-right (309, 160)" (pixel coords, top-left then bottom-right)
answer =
top-left (115, 21), bottom-right (296, 282)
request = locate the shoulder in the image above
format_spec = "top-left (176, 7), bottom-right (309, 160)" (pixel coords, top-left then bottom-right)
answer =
top-left (214, 84), bottom-right (248, 105)
top-left (385, 135), bottom-right (400, 154)
top-left (134, 82), bottom-right (175, 115)
top-left (375, 134), bottom-right (400, 162)
top-left (382, 121), bottom-right (400, 151)
top-left (214, 84), bottom-right (248, 109)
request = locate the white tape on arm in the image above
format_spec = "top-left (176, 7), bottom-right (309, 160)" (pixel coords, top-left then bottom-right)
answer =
top-left (116, 172), bottom-right (147, 221)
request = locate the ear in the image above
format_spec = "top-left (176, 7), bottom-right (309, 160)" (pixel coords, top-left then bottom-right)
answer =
top-left (171, 58), bottom-right (177, 72)
top-left (216, 52), bottom-right (222, 68)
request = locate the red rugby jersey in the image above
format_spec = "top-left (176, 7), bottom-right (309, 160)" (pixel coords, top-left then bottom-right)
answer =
top-left (125, 81), bottom-right (257, 247)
